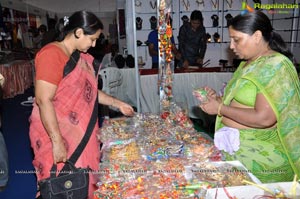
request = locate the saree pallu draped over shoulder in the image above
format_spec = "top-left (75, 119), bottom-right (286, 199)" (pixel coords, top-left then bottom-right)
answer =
top-left (215, 52), bottom-right (300, 183)
top-left (29, 53), bottom-right (100, 198)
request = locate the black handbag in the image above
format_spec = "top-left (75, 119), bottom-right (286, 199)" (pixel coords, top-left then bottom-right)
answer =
top-left (38, 98), bottom-right (98, 199)
top-left (38, 161), bottom-right (89, 199)
top-left (37, 51), bottom-right (99, 199)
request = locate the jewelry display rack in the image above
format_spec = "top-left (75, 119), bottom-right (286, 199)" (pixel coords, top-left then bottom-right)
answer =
top-left (131, 0), bottom-right (300, 68)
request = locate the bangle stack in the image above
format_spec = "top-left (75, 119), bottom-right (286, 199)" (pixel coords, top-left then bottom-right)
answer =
top-left (217, 103), bottom-right (223, 117)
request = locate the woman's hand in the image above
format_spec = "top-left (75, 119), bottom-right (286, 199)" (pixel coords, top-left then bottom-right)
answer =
top-left (199, 95), bottom-right (220, 115)
top-left (203, 86), bottom-right (217, 99)
top-left (51, 135), bottom-right (67, 164)
top-left (98, 90), bottom-right (135, 116)
top-left (198, 87), bottom-right (220, 115)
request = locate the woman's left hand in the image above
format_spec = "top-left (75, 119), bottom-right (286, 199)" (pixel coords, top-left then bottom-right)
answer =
top-left (203, 86), bottom-right (217, 99)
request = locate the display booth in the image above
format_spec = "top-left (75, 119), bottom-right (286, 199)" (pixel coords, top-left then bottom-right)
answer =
top-left (0, 0), bottom-right (299, 198)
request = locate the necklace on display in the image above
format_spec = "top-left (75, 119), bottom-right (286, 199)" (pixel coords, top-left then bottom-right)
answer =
top-left (135, 0), bottom-right (142, 7)
top-left (226, 0), bottom-right (233, 9)
top-left (150, 0), bottom-right (157, 10)
top-left (196, 0), bottom-right (205, 7)
top-left (182, 0), bottom-right (190, 11)
top-left (211, 0), bottom-right (218, 9)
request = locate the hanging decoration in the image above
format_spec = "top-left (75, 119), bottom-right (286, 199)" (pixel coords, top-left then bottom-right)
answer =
top-left (158, 0), bottom-right (174, 112)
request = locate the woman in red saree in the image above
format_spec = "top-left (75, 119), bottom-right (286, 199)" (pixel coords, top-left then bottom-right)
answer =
top-left (29, 11), bottom-right (134, 198)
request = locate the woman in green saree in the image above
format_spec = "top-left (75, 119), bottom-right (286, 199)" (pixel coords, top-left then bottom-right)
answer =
top-left (199, 11), bottom-right (300, 183)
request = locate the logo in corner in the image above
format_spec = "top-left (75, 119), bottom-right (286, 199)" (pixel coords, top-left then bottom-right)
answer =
top-left (241, 1), bottom-right (254, 15)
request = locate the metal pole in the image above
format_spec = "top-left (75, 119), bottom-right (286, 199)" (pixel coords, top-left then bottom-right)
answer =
top-left (131, 0), bottom-right (141, 112)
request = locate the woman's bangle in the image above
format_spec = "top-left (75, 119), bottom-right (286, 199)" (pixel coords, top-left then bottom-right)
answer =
top-left (111, 98), bottom-right (116, 107)
top-left (218, 103), bottom-right (223, 117)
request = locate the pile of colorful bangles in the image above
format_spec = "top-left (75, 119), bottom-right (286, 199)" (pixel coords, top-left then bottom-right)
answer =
top-left (94, 103), bottom-right (255, 198)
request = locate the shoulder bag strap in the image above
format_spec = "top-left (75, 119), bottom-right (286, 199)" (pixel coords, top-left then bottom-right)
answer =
top-left (63, 50), bottom-right (80, 78)
top-left (59, 98), bottom-right (98, 175)
top-left (58, 51), bottom-right (99, 174)
top-left (69, 98), bottom-right (98, 164)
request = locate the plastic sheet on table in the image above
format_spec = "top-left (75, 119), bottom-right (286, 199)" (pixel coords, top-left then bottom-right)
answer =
top-left (98, 161), bottom-right (151, 184)
top-left (101, 139), bottom-right (141, 164)
top-left (190, 161), bottom-right (261, 187)
top-left (144, 140), bottom-right (185, 161)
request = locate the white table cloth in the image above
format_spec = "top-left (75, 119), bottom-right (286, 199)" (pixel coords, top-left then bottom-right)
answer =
top-left (108, 68), bottom-right (233, 121)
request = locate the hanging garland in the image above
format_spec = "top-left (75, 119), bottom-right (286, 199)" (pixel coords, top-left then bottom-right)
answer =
top-left (158, 0), bottom-right (174, 110)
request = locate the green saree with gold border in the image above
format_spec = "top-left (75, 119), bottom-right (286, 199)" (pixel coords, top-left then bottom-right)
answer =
top-left (215, 52), bottom-right (300, 183)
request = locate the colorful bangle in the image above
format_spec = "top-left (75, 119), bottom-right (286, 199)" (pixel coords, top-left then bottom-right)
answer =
top-left (218, 103), bottom-right (223, 117)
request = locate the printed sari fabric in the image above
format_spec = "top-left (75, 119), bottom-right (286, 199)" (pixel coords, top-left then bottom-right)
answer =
top-left (29, 53), bottom-right (100, 198)
top-left (215, 52), bottom-right (300, 183)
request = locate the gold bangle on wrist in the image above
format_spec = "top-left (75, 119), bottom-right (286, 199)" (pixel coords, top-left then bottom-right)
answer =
top-left (218, 103), bottom-right (223, 117)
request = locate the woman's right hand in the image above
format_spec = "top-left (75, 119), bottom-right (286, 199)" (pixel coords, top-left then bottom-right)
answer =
top-left (51, 136), bottom-right (68, 163)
